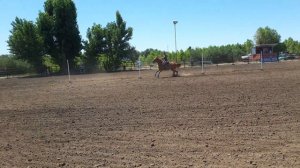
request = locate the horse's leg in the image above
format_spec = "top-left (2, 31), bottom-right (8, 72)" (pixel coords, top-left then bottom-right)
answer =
top-left (157, 71), bottom-right (161, 78)
top-left (172, 68), bottom-right (178, 77)
top-left (171, 68), bottom-right (176, 77)
top-left (155, 70), bottom-right (159, 77)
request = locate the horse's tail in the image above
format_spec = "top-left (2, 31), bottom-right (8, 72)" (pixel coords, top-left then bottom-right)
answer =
top-left (176, 63), bottom-right (181, 68)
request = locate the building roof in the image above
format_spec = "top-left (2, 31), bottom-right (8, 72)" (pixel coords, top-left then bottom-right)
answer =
top-left (255, 43), bottom-right (278, 47)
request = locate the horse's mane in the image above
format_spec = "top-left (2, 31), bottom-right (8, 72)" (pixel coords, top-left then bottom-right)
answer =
top-left (154, 57), bottom-right (163, 63)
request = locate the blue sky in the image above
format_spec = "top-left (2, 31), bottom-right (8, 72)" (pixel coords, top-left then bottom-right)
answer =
top-left (1, 0), bottom-right (300, 54)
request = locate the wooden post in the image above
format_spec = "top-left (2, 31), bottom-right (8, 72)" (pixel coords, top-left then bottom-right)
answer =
top-left (260, 51), bottom-right (263, 70)
top-left (67, 60), bottom-right (71, 82)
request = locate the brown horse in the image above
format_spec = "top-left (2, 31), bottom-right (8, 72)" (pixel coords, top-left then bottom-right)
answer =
top-left (153, 57), bottom-right (181, 78)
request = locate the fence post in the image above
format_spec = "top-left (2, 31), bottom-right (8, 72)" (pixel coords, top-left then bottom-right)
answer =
top-left (67, 60), bottom-right (71, 82)
top-left (5, 66), bottom-right (8, 79)
top-left (201, 52), bottom-right (204, 74)
top-left (260, 51), bottom-right (263, 70)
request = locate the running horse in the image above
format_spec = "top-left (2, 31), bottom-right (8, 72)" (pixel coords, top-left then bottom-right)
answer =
top-left (153, 57), bottom-right (181, 78)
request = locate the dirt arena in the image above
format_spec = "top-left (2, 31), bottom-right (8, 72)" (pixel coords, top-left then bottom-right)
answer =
top-left (0, 61), bottom-right (299, 167)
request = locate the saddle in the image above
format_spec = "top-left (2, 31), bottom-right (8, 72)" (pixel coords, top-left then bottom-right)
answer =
top-left (162, 61), bottom-right (169, 65)
top-left (162, 61), bottom-right (170, 69)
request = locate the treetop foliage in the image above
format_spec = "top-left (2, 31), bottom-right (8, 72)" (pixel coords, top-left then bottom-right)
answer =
top-left (84, 11), bottom-right (133, 72)
top-left (255, 26), bottom-right (281, 45)
top-left (8, 17), bottom-right (44, 72)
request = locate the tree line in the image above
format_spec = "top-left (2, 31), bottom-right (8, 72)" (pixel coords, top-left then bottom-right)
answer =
top-left (5, 0), bottom-right (300, 74)
top-left (7, 0), bottom-right (135, 74)
top-left (140, 27), bottom-right (300, 66)
top-left (0, 55), bottom-right (33, 75)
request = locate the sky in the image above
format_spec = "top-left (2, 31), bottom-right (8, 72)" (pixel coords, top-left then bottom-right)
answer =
top-left (1, 0), bottom-right (300, 55)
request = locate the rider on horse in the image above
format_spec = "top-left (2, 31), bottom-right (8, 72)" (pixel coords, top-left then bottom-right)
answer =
top-left (162, 52), bottom-right (169, 66)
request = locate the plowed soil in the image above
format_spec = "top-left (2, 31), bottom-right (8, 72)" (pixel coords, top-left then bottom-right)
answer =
top-left (0, 61), bottom-right (299, 167)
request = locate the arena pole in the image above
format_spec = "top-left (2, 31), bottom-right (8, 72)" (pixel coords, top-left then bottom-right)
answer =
top-left (67, 59), bottom-right (71, 82)
top-left (138, 56), bottom-right (141, 79)
top-left (260, 51), bottom-right (263, 70)
top-left (201, 52), bottom-right (204, 74)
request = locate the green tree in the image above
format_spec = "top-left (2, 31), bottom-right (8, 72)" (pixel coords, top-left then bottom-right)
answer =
top-left (231, 44), bottom-right (246, 61)
top-left (284, 37), bottom-right (300, 54)
top-left (83, 24), bottom-right (106, 72)
top-left (101, 11), bottom-right (133, 72)
top-left (243, 39), bottom-right (254, 54)
top-left (177, 50), bottom-right (187, 67)
top-left (185, 47), bottom-right (192, 64)
top-left (37, 12), bottom-right (57, 62)
top-left (140, 49), bottom-right (161, 66)
top-left (187, 44), bottom-right (246, 64)
top-left (125, 46), bottom-right (140, 67)
top-left (7, 17), bottom-right (44, 72)
top-left (254, 26), bottom-right (281, 45)
top-left (189, 47), bottom-right (203, 63)
top-left (0, 55), bottom-right (33, 75)
top-left (38, 0), bottom-right (81, 73)
top-left (273, 43), bottom-right (287, 54)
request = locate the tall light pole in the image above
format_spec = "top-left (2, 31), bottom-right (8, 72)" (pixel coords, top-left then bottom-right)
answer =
top-left (173, 20), bottom-right (178, 62)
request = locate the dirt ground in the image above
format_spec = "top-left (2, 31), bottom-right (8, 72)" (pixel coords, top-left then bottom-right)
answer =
top-left (0, 61), bottom-right (299, 168)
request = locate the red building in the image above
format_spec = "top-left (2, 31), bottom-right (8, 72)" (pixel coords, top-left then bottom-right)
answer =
top-left (251, 44), bottom-right (278, 62)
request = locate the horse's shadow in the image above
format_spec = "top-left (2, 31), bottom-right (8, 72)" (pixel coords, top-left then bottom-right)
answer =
top-left (156, 74), bottom-right (181, 79)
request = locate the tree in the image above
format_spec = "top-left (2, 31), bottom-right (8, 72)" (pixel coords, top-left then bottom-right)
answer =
top-left (38, 0), bottom-right (81, 73)
top-left (140, 49), bottom-right (161, 66)
top-left (7, 17), bottom-right (44, 72)
top-left (273, 43), bottom-right (287, 54)
top-left (284, 37), bottom-right (300, 54)
top-left (178, 50), bottom-right (186, 67)
top-left (0, 55), bottom-right (33, 74)
top-left (101, 11), bottom-right (133, 72)
top-left (37, 12), bottom-right (57, 62)
top-left (254, 26), bottom-right (281, 45)
top-left (243, 39), bottom-right (254, 54)
top-left (185, 47), bottom-right (192, 65)
top-left (83, 24), bottom-right (106, 72)
top-left (125, 46), bottom-right (140, 67)
top-left (188, 47), bottom-right (202, 64)
top-left (140, 48), bottom-right (160, 57)
top-left (186, 44), bottom-right (246, 64)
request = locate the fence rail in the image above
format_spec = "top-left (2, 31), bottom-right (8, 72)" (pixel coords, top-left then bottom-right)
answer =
top-left (0, 68), bottom-right (17, 78)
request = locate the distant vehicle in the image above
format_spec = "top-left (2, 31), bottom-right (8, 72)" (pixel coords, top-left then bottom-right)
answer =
top-left (286, 55), bottom-right (295, 60)
top-left (278, 54), bottom-right (287, 61)
top-left (241, 54), bottom-right (251, 62)
top-left (278, 53), bottom-right (295, 61)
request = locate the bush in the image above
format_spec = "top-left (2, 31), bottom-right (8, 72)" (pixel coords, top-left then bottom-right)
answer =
top-left (43, 55), bottom-right (60, 73)
top-left (0, 55), bottom-right (33, 75)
